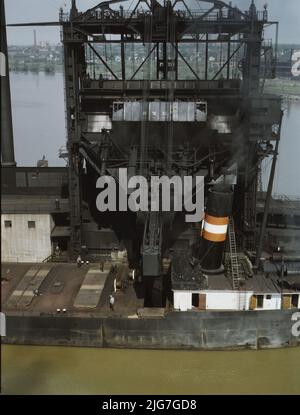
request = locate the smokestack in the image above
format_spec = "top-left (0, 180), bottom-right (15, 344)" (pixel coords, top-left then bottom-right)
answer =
top-left (1, 0), bottom-right (16, 166)
top-left (33, 29), bottom-right (37, 47)
top-left (198, 185), bottom-right (233, 274)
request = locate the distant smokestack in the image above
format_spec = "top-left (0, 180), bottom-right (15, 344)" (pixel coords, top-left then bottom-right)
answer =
top-left (1, 0), bottom-right (16, 166)
top-left (33, 29), bottom-right (37, 47)
top-left (198, 185), bottom-right (233, 273)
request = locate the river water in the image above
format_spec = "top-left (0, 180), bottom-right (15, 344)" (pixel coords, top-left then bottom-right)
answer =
top-left (2, 345), bottom-right (300, 395)
top-left (2, 72), bottom-right (300, 395)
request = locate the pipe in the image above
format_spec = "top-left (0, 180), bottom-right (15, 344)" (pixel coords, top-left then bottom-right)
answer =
top-left (198, 184), bottom-right (233, 274)
top-left (1, 0), bottom-right (16, 166)
top-left (255, 110), bottom-right (283, 266)
top-left (271, 254), bottom-right (300, 262)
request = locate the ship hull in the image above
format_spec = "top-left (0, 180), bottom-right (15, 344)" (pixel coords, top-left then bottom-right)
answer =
top-left (3, 309), bottom-right (300, 350)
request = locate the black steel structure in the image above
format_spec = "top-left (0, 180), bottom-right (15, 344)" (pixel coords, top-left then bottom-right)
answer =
top-left (59, 2), bottom-right (281, 247)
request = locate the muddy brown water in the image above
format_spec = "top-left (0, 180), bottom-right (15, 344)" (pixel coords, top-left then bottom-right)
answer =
top-left (1, 345), bottom-right (300, 394)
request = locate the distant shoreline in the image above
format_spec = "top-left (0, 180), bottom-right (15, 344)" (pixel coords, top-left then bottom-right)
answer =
top-left (10, 66), bottom-right (63, 74)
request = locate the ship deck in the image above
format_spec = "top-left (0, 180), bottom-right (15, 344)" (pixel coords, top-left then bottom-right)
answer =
top-left (2, 261), bottom-right (299, 318)
top-left (1, 262), bottom-right (144, 317)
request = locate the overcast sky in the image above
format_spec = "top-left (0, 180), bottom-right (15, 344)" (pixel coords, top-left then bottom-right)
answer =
top-left (5, 0), bottom-right (300, 45)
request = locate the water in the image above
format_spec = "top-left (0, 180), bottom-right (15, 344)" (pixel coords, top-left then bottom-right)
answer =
top-left (2, 345), bottom-right (300, 395)
top-left (10, 72), bottom-right (66, 167)
top-left (262, 100), bottom-right (300, 197)
top-left (5, 73), bottom-right (300, 394)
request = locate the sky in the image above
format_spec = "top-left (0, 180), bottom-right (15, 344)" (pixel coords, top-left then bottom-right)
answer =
top-left (5, 0), bottom-right (300, 45)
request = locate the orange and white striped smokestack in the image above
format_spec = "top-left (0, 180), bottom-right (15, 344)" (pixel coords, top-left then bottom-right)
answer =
top-left (199, 184), bottom-right (233, 274)
top-left (201, 213), bottom-right (229, 243)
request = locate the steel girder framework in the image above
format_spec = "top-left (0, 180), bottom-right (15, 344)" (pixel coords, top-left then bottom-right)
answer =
top-left (59, 0), bottom-right (281, 257)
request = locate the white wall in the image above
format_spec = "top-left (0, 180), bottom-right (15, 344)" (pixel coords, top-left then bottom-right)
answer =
top-left (173, 290), bottom-right (299, 312)
top-left (205, 291), bottom-right (253, 311)
top-left (258, 294), bottom-right (281, 310)
top-left (2, 214), bottom-right (54, 262)
top-left (173, 291), bottom-right (192, 312)
top-left (173, 290), bottom-right (253, 311)
top-left (174, 290), bottom-right (252, 311)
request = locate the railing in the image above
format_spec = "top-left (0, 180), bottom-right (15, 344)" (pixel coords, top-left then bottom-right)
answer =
top-left (273, 194), bottom-right (300, 203)
top-left (42, 252), bottom-right (70, 263)
top-left (262, 39), bottom-right (273, 49)
top-left (60, 8), bottom-right (268, 24)
top-left (42, 254), bottom-right (53, 263)
top-left (59, 12), bottom-right (69, 22)
top-left (58, 146), bottom-right (68, 160)
top-left (2, 199), bottom-right (70, 214)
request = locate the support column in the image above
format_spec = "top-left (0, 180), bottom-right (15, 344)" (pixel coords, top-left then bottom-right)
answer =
top-left (1, 0), bottom-right (16, 166)
top-left (63, 25), bottom-right (85, 258)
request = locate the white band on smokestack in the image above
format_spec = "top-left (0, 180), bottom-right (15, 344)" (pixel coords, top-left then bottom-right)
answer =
top-left (201, 214), bottom-right (229, 242)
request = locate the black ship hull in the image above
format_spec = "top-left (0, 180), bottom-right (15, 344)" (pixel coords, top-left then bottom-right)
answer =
top-left (3, 309), bottom-right (300, 350)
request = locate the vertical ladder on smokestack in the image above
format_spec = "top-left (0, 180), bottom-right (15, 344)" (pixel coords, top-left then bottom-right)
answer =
top-left (228, 217), bottom-right (241, 290)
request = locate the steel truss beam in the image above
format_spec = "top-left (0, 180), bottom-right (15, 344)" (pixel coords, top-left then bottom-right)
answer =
top-left (87, 42), bottom-right (119, 80)
top-left (212, 42), bottom-right (243, 80)
top-left (129, 43), bottom-right (157, 80)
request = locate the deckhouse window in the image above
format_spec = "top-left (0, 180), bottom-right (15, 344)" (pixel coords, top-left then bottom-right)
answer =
top-left (28, 221), bottom-right (36, 229)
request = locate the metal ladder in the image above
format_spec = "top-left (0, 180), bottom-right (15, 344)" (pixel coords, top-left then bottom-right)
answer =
top-left (228, 217), bottom-right (241, 290)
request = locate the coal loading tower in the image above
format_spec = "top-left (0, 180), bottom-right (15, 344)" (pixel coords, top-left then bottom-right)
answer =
top-left (58, 0), bottom-right (282, 306)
